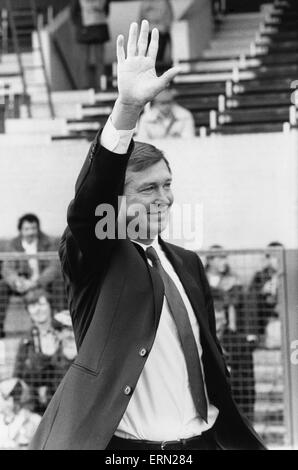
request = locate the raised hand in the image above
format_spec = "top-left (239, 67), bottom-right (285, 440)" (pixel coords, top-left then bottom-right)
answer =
top-left (116, 20), bottom-right (179, 108)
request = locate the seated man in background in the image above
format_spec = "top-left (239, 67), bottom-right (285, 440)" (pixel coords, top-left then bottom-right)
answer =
top-left (136, 86), bottom-right (196, 140)
top-left (213, 288), bottom-right (256, 424)
top-left (0, 214), bottom-right (60, 337)
top-left (13, 289), bottom-right (62, 415)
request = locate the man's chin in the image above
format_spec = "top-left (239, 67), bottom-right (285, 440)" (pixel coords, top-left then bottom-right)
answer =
top-left (148, 220), bottom-right (168, 238)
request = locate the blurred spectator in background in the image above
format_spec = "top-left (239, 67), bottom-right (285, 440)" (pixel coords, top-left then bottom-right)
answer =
top-left (205, 245), bottom-right (244, 332)
top-left (0, 378), bottom-right (41, 449)
top-left (139, 0), bottom-right (174, 63)
top-left (249, 242), bottom-right (283, 343)
top-left (13, 289), bottom-right (61, 415)
top-left (0, 214), bottom-right (59, 338)
top-left (136, 87), bottom-right (195, 140)
top-left (213, 288), bottom-right (256, 424)
top-left (71, 0), bottom-right (111, 89)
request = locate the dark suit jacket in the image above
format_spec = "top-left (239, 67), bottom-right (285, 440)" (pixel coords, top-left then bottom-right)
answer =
top-left (29, 137), bottom-right (266, 450)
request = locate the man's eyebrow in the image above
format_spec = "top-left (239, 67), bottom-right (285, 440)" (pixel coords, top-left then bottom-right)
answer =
top-left (137, 177), bottom-right (172, 189)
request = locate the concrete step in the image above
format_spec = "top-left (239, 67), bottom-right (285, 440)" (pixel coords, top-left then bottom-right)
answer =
top-left (0, 76), bottom-right (23, 91)
top-left (0, 63), bottom-right (20, 75)
top-left (31, 102), bottom-right (81, 119)
top-left (224, 13), bottom-right (266, 21)
top-left (209, 39), bottom-right (259, 49)
top-left (5, 118), bottom-right (67, 135)
top-left (33, 89), bottom-right (95, 105)
top-left (203, 49), bottom-right (250, 58)
top-left (67, 121), bottom-right (101, 132)
top-left (94, 91), bottom-right (117, 102)
top-left (0, 51), bottom-right (42, 67)
top-left (80, 105), bottom-right (113, 119)
top-left (0, 134), bottom-right (51, 146)
top-left (213, 31), bottom-right (259, 40)
top-left (174, 70), bottom-right (255, 83)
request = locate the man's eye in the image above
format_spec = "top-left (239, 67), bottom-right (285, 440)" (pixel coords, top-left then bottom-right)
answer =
top-left (164, 183), bottom-right (171, 188)
top-left (141, 186), bottom-right (154, 192)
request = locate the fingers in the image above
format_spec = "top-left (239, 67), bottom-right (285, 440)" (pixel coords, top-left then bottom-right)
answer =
top-left (158, 66), bottom-right (181, 89)
top-left (147, 28), bottom-right (159, 62)
top-left (116, 35), bottom-right (125, 63)
top-left (127, 22), bottom-right (138, 57)
top-left (137, 20), bottom-right (149, 56)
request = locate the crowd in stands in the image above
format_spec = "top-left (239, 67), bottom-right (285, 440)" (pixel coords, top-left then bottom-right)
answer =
top-left (0, 213), bottom-right (76, 448)
top-left (203, 243), bottom-right (283, 425)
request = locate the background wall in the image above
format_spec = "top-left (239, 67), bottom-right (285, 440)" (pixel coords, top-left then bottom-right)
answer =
top-left (1, 131), bottom-right (297, 249)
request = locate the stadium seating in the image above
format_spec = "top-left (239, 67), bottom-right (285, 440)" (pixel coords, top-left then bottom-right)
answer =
top-left (0, 0), bottom-right (296, 139)
top-left (174, 1), bottom-right (298, 135)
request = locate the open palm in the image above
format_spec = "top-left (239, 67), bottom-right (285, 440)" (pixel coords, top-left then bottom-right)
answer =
top-left (117, 21), bottom-right (179, 107)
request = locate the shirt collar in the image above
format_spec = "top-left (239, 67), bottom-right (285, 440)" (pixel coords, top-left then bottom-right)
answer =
top-left (21, 238), bottom-right (38, 251)
top-left (132, 237), bottom-right (160, 252)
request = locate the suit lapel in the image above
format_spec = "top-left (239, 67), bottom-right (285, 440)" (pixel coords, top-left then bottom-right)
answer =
top-left (159, 239), bottom-right (209, 330)
top-left (132, 241), bottom-right (164, 330)
top-left (160, 239), bottom-right (227, 378)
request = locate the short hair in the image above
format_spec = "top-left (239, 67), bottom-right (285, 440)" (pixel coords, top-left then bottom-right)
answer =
top-left (126, 141), bottom-right (171, 178)
top-left (206, 244), bottom-right (225, 262)
top-left (24, 288), bottom-right (50, 308)
top-left (267, 241), bottom-right (283, 248)
top-left (17, 213), bottom-right (40, 231)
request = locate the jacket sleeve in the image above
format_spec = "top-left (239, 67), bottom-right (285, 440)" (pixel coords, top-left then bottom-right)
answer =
top-left (66, 135), bottom-right (133, 272)
top-left (70, 0), bottom-right (81, 26)
top-left (37, 259), bottom-right (60, 289)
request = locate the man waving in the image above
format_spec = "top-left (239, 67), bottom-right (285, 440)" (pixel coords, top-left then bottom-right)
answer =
top-left (29, 21), bottom-right (265, 450)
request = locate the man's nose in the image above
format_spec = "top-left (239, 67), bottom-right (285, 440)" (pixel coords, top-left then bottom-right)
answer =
top-left (155, 188), bottom-right (169, 204)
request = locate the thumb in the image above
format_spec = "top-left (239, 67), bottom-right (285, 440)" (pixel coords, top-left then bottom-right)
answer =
top-left (157, 66), bottom-right (180, 90)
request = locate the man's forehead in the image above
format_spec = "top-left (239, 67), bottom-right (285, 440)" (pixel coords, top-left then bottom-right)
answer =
top-left (22, 221), bottom-right (38, 227)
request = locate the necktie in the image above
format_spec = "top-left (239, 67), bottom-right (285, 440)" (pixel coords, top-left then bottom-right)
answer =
top-left (146, 246), bottom-right (208, 422)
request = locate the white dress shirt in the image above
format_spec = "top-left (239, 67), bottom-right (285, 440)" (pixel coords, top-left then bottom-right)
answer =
top-left (100, 119), bottom-right (219, 441)
top-left (21, 239), bottom-right (39, 282)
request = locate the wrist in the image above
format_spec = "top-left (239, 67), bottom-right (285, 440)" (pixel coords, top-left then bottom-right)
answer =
top-left (111, 98), bottom-right (143, 130)
top-left (117, 97), bottom-right (143, 112)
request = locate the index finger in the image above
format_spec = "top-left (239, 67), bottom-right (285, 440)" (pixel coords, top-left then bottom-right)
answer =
top-left (147, 28), bottom-right (159, 62)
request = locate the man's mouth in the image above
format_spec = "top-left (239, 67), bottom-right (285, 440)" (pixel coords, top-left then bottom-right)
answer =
top-left (147, 206), bottom-right (169, 215)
